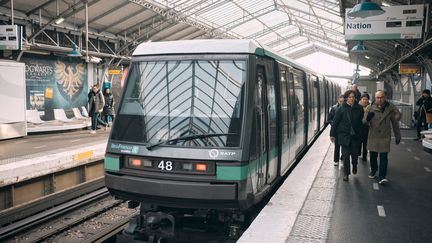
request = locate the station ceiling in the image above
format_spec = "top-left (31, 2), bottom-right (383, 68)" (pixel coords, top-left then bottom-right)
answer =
top-left (0, 0), bottom-right (431, 77)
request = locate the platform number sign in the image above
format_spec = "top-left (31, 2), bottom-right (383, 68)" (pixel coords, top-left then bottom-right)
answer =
top-left (158, 160), bottom-right (173, 171)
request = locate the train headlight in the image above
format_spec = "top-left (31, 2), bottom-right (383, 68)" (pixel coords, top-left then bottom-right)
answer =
top-left (128, 158), bottom-right (152, 168)
top-left (196, 163), bottom-right (207, 172)
top-left (181, 163), bottom-right (193, 170)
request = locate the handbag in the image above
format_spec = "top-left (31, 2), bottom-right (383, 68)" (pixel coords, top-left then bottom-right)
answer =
top-left (423, 106), bottom-right (432, 123)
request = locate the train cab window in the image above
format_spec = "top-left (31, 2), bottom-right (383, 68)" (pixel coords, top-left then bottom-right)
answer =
top-left (114, 59), bottom-right (247, 148)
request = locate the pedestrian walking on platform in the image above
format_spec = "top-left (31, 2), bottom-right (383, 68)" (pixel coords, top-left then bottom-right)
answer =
top-left (330, 90), bottom-right (364, 181)
top-left (328, 94), bottom-right (345, 166)
top-left (414, 89), bottom-right (432, 140)
top-left (363, 90), bottom-right (401, 185)
top-left (88, 84), bottom-right (107, 134)
top-left (359, 93), bottom-right (370, 161)
top-left (102, 88), bottom-right (115, 126)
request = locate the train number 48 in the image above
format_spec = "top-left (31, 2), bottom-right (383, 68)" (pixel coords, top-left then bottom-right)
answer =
top-left (158, 161), bottom-right (173, 171)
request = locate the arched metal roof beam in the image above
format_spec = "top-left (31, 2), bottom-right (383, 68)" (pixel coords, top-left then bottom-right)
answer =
top-left (113, 14), bottom-right (160, 36)
top-left (230, 1), bottom-right (294, 45)
top-left (128, 0), bottom-right (239, 39)
top-left (27, 0), bottom-right (101, 42)
top-left (98, 8), bottom-right (147, 33)
top-left (78, 1), bottom-right (131, 28)
top-left (26, 0), bottom-right (57, 16)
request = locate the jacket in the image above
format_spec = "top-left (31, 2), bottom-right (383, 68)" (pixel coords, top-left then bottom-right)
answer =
top-left (363, 101), bottom-right (401, 152)
top-left (103, 93), bottom-right (115, 115)
top-left (328, 103), bottom-right (341, 125)
top-left (416, 96), bottom-right (432, 116)
top-left (330, 102), bottom-right (364, 147)
top-left (88, 90), bottom-right (105, 113)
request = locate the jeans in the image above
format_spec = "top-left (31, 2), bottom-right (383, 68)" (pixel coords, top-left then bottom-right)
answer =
top-left (103, 114), bottom-right (114, 124)
top-left (416, 115), bottom-right (428, 138)
top-left (91, 112), bottom-right (107, 130)
top-left (369, 151), bottom-right (388, 179)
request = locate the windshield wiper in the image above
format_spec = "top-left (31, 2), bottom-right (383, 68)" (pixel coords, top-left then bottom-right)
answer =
top-left (145, 133), bottom-right (236, 150)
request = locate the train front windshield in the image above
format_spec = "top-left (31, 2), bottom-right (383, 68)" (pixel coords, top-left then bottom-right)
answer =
top-left (112, 58), bottom-right (246, 148)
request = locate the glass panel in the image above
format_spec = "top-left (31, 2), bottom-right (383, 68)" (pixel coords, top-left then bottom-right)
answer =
top-left (113, 59), bottom-right (246, 148)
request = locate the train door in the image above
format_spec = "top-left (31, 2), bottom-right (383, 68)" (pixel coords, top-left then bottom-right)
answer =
top-left (289, 68), bottom-right (306, 157)
top-left (255, 64), bottom-right (278, 190)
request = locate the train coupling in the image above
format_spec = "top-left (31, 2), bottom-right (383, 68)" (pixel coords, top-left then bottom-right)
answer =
top-left (123, 211), bottom-right (175, 242)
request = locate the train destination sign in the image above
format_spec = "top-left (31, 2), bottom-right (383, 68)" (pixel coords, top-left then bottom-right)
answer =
top-left (345, 4), bottom-right (424, 40)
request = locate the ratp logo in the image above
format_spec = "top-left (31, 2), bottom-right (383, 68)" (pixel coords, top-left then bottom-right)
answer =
top-left (209, 149), bottom-right (219, 159)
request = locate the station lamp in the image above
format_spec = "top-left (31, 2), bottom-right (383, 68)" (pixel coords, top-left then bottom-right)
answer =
top-left (351, 41), bottom-right (368, 52)
top-left (348, 0), bottom-right (385, 18)
top-left (67, 44), bottom-right (82, 57)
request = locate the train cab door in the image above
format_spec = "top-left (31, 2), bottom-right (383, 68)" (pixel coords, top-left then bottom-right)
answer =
top-left (255, 63), bottom-right (278, 191)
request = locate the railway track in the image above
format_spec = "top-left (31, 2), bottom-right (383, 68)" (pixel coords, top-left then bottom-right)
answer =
top-left (1, 188), bottom-right (137, 243)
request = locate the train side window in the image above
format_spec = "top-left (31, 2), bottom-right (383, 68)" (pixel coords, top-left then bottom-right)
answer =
top-left (279, 65), bottom-right (289, 143)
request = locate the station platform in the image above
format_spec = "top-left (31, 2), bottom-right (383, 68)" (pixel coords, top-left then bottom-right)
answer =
top-left (0, 128), bottom-right (109, 187)
top-left (239, 127), bottom-right (432, 243)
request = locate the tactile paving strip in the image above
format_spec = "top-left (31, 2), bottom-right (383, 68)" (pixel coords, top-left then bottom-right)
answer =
top-left (313, 177), bottom-right (336, 188)
top-left (286, 236), bottom-right (326, 243)
top-left (300, 199), bottom-right (333, 217)
top-left (287, 144), bottom-right (339, 242)
top-left (289, 215), bottom-right (330, 239)
top-left (307, 188), bottom-right (334, 201)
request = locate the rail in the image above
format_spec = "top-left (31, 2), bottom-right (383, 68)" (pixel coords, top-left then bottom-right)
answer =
top-left (390, 100), bottom-right (414, 128)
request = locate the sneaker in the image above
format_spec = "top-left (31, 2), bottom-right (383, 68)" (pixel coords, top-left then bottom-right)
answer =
top-left (343, 175), bottom-right (349, 181)
top-left (334, 162), bottom-right (339, 166)
top-left (378, 178), bottom-right (388, 185)
top-left (352, 164), bottom-right (357, 174)
top-left (368, 172), bottom-right (376, 179)
top-left (90, 130), bottom-right (96, 134)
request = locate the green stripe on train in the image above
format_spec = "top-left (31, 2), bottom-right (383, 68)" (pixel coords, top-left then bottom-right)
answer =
top-left (105, 156), bottom-right (120, 171)
top-left (216, 148), bottom-right (279, 180)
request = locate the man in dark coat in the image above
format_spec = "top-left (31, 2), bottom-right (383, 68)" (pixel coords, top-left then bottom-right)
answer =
top-left (415, 89), bottom-right (432, 140)
top-left (330, 90), bottom-right (364, 181)
top-left (328, 95), bottom-right (345, 165)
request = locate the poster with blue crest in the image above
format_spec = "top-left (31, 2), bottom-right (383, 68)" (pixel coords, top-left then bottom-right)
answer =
top-left (21, 54), bottom-right (88, 112)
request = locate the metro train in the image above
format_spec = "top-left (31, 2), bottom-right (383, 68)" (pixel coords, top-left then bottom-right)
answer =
top-left (104, 39), bottom-right (341, 239)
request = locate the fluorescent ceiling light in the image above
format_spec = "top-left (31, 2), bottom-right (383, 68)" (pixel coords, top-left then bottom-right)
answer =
top-left (348, 0), bottom-right (385, 18)
top-left (55, 17), bottom-right (65, 25)
top-left (365, 55), bottom-right (370, 59)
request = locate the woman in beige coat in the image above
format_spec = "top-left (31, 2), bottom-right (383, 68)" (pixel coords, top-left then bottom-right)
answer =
top-left (363, 90), bottom-right (401, 185)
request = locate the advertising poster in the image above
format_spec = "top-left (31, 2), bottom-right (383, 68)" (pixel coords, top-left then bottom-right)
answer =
top-left (21, 54), bottom-right (88, 113)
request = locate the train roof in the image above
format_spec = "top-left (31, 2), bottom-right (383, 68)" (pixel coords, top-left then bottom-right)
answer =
top-left (133, 39), bottom-right (338, 85)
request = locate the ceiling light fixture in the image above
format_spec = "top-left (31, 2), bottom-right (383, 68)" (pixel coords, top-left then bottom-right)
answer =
top-left (55, 17), bottom-right (64, 24)
top-left (365, 55), bottom-right (370, 59)
top-left (351, 40), bottom-right (368, 52)
top-left (67, 44), bottom-right (82, 57)
top-left (348, 0), bottom-right (385, 18)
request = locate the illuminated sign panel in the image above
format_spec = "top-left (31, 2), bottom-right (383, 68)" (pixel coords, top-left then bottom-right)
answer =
top-left (399, 64), bottom-right (421, 74)
top-left (345, 4), bottom-right (424, 40)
